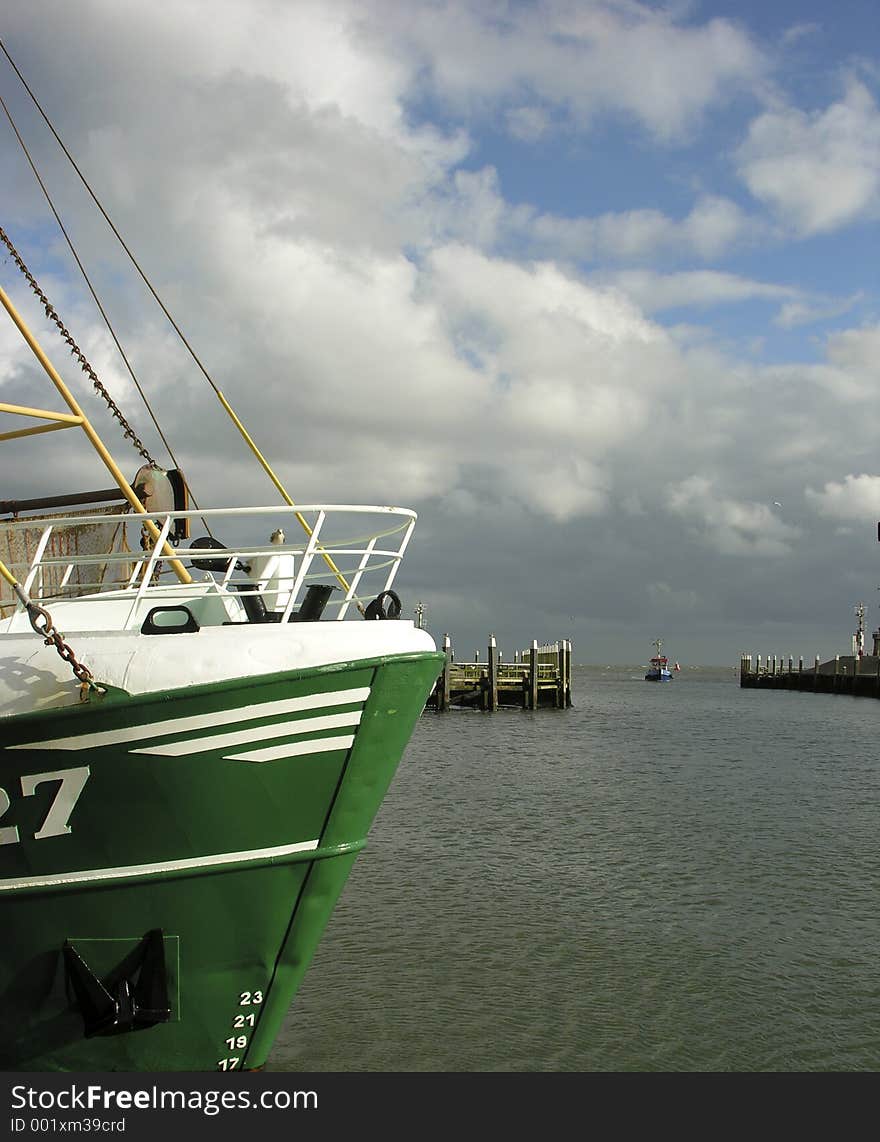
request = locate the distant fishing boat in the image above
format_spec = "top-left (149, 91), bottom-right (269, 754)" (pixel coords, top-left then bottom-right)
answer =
top-left (645, 639), bottom-right (673, 682)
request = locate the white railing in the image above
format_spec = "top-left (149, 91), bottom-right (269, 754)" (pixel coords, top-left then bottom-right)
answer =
top-left (1, 503), bottom-right (418, 623)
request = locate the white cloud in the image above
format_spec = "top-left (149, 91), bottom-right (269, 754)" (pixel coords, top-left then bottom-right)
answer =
top-left (825, 323), bottom-right (880, 375)
top-left (598, 273), bottom-right (861, 332)
top-left (4, 1), bottom-right (880, 665)
top-left (125, 0), bottom-right (411, 134)
top-left (505, 105), bottom-right (552, 143)
top-left (753, 325), bottom-right (880, 404)
top-left (806, 474), bottom-right (880, 520)
top-left (736, 80), bottom-right (880, 234)
top-left (420, 244), bottom-right (674, 519)
top-left (430, 168), bottom-right (508, 249)
top-left (602, 270), bottom-right (799, 313)
top-left (505, 456), bottom-right (610, 520)
top-left (499, 195), bottom-right (755, 263)
top-left (678, 195), bottom-right (758, 258)
top-left (53, 0), bottom-right (761, 149)
top-left (667, 476), bottom-right (801, 557)
top-left (780, 22), bottom-right (821, 47)
top-left (773, 294), bottom-right (863, 329)
top-left (359, 0), bottom-right (766, 141)
top-left (540, 5), bottom-right (764, 141)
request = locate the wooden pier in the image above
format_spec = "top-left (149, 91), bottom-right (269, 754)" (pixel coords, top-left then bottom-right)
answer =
top-left (740, 653), bottom-right (880, 699)
top-left (426, 635), bottom-right (573, 711)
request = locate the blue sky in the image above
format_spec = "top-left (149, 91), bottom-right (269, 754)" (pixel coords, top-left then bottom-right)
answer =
top-left (2, 1), bottom-right (880, 664)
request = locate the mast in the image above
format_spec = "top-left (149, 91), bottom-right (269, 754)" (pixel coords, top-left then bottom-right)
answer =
top-left (0, 283), bottom-right (192, 584)
top-left (854, 602), bottom-right (865, 658)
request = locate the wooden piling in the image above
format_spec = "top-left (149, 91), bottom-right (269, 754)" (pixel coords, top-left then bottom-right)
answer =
top-left (437, 633), bottom-right (451, 712)
top-left (487, 634), bottom-right (498, 712)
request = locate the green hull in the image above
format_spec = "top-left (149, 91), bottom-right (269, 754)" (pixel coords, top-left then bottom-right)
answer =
top-left (0, 650), bottom-right (443, 1071)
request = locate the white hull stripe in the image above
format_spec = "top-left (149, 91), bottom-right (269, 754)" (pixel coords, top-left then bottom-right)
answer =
top-left (0, 838), bottom-right (320, 892)
top-left (130, 710), bottom-right (363, 757)
top-left (9, 686), bottom-right (371, 752)
top-left (225, 733), bottom-right (355, 764)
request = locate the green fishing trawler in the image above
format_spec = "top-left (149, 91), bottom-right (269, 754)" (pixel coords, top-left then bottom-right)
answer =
top-left (0, 65), bottom-right (442, 1071)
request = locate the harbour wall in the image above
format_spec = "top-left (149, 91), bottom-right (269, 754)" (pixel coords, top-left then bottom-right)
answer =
top-left (740, 653), bottom-right (880, 699)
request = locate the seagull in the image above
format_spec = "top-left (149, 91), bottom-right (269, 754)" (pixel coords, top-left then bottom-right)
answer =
top-left (773, 501), bottom-right (783, 508)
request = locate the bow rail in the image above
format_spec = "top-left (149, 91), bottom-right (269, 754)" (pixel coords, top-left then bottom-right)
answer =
top-left (0, 503), bottom-right (418, 629)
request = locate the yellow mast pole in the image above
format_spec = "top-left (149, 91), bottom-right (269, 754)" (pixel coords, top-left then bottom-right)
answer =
top-left (211, 388), bottom-right (358, 604)
top-left (0, 283), bottom-right (192, 584)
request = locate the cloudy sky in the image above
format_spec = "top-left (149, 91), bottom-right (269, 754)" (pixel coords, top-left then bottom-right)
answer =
top-left (2, 0), bottom-right (880, 666)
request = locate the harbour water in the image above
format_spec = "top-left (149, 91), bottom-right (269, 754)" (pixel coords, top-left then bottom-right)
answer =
top-left (268, 665), bottom-right (880, 1073)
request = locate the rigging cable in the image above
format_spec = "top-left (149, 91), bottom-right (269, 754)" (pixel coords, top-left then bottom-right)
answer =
top-left (0, 91), bottom-right (178, 476)
top-left (0, 217), bottom-right (155, 467)
top-left (0, 82), bottom-right (212, 530)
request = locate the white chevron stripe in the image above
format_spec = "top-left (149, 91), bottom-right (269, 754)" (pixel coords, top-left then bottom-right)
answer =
top-left (9, 686), bottom-right (371, 752)
top-left (130, 710), bottom-right (363, 756)
top-left (0, 838), bottom-right (320, 892)
top-left (225, 733), bottom-right (355, 764)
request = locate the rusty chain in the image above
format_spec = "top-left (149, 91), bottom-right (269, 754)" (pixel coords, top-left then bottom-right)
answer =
top-left (0, 224), bottom-right (157, 466)
top-left (26, 600), bottom-right (102, 698)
